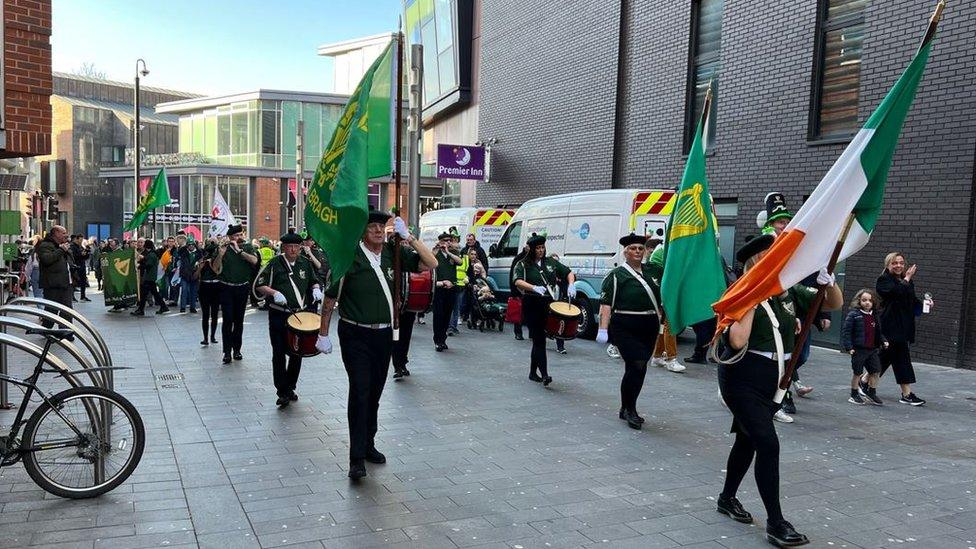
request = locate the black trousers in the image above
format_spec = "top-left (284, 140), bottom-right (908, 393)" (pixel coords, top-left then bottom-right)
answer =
top-left (40, 286), bottom-right (73, 327)
top-left (612, 313), bottom-right (659, 412)
top-left (880, 341), bottom-right (916, 385)
top-left (219, 284), bottom-right (249, 355)
top-left (338, 321), bottom-right (392, 461)
top-left (269, 310), bottom-right (303, 397)
top-left (692, 316), bottom-right (717, 355)
top-left (198, 282), bottom-right (221, 340)
top-left (522, 295), bottom-right (551, 378)
top-left (137, 280), bottom-right (165, 311)
top-left (392, 310), bottom-right (416, 371)
top-left (432, 287), bottom-right (455, 345)
top-left (717, 353), bottom-right (783, 523)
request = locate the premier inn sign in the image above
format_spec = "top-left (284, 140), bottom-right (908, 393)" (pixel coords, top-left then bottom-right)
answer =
top-left (436, 144), bottom-right (485, 180)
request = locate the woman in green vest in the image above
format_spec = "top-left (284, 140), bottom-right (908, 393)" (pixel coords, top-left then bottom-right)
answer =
top-left (595, 233), bottom-right (660, 430)
top-left (512, 233), bottom-right (575, 386)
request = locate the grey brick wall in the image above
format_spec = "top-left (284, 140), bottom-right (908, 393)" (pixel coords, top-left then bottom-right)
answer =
top-left (476, 0), bottom-right (976, 367)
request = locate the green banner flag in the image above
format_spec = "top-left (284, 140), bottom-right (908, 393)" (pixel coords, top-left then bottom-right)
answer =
top-left (124, 167), bottom-right (171, 232)
top-left (660, 92), bottom-right (726, 334)
top-left (101, 249), bottom-right (140, 307)
top-left (305, 38), bottom-right (396, 282)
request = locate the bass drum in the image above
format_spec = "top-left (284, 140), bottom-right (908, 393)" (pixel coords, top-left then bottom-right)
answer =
top-left (545, 301), bottom-right (581, 340)
top-left (405, 270), bottom-right (434, 313)
top-left (286, 311), bottom-right (321, 358)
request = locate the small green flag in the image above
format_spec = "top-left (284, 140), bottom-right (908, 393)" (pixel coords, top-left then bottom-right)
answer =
top-left (124, 168), bottom-right (171, 232)
top-left (305, 37), bottom-right (396, 282)
top-left (660, 91), bottom-right (726, 334)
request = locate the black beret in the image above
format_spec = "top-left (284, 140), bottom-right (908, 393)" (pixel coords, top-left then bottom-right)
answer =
top-left (280, 232), bottom-right (303, 245)
top-left (618, 233), bottom-right (646, 247)
top-left (226, 224), bottom-right (243, 236)
top-left (736, 234), bottom-right (775, 264)
top-left (526, 233), bottom-right (546, 247)
top-left (437, 232), bottom-right (452, 241)
top-left (367, 209), bottom-right (392, 225)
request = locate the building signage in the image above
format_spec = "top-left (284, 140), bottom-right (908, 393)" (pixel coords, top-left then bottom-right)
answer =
top-left (436, 144), bottom-right (485, 181)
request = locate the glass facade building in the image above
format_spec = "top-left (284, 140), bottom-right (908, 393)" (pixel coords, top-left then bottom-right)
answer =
top-left (122, 174), bottom-right (250, 239)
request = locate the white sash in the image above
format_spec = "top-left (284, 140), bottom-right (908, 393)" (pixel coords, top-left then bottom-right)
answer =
top-left (253, 256), bottom-right (305, 309)
top-left (620, 263), bottom-right (660, 316)
top-left (759, 300), bottom-right (788, 404)
top-left (360, 242), bottom-right (398, 341)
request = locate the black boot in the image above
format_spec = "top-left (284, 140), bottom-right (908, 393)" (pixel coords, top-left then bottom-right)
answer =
top-left (622, 409), bottom-right (642, 430)
top-left (130, 308), bottom-right (144, 316)
top-left (716, 495), bottom-right (753, 523)
top-left (348, 459), bottom-right (367, 480)
top-left (766, 519), bottom-right (809, 547)
top-left (685, 347), bottom-right (708, 364)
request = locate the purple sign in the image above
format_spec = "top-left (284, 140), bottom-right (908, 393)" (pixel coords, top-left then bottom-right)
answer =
top-left (436, 144), bottom-right (485, 181)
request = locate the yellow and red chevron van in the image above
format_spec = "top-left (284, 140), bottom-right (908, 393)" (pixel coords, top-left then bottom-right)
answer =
top-left (418, 207), bottom-right (516, 250)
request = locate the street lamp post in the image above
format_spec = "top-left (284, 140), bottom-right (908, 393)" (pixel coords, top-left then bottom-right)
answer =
top-left (134, 59), bottom-right (149, 238)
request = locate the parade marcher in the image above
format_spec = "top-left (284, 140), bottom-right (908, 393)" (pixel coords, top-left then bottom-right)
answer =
top-left (391, 233), bottom-right (422, 379)
top-left (315, 211), bottom-right (437, 479)
top-left (714, 234), bottom-right (842, 548)
top-left (255, 231), bottom-right (323, 408)
top-left (131, 240), bottom-right (169, 316)
top-left (841, 289), bottom-right (887, 405)
top-left (212, 224), bottom-right (259, 364)
top-left (513, 234), bottom-right (576, 386)
top-left (432, 232), bottom-right (462, 351)
top-left (873, 252), bottom-right (929, 406)
top-left (596, 233), bottom-right (661, 429)
top-left (195, 240), bottom-right (221, 346)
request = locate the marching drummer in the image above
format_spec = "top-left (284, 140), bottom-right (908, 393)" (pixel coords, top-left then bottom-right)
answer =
top-left (512, 233), bottom-right (576, 387)
top-left (595, 233), bottom-right (661, 429)
top-left (254, 231), bottom-right (323, 408)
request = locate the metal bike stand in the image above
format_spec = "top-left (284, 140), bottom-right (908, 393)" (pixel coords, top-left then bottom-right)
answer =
top-left (0, 272), bottom-right (18, 408)
top-left (8, 298), bottom-right (113, 389)
top-left (0, 317), bottom-right (103, 389)
top-left (0, 332), bottom-right (107, 485)
top-left (0, 306), bottom-right (110, 390)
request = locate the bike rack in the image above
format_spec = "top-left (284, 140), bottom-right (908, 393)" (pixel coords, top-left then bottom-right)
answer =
top-left (0, 305), bottom-right (110, 372)
top-left (0, 317), bottom-right (104, 389)
top-left (8, 298), bottom-right (112, 371)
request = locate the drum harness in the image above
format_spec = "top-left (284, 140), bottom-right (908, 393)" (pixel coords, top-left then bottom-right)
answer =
top-left (255, 255), bottom-right (309, 314)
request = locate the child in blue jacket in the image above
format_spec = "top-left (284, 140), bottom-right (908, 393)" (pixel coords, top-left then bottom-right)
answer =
top-left (841, 289), bottom-right (888, 405)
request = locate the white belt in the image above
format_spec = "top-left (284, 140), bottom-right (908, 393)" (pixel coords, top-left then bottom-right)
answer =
top-left (748, 350), bottom-right (792, 361)
top-left (613, 310), bottom-right (657, 316)
top-left (340, 317), bottom-right (391, 330)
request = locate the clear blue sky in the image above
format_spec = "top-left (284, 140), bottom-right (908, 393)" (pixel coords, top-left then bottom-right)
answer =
top-left (52, 0), bottom-right (402, 96)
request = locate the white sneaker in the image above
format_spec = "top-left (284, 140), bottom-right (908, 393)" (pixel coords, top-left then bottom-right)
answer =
top-left (665, 360), bottom-right (686, 373)
top-left (652, 357), bottom-right (667, 368)
top-left (793, 381), bottom-right (814, 398)
top-left (773, 409), bottom-right (794, 423)
top-left (606, 345), bottom-right (621, 359)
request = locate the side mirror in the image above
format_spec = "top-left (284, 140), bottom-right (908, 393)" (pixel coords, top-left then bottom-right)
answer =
top-left (488, 243), bottom-right (497, 257)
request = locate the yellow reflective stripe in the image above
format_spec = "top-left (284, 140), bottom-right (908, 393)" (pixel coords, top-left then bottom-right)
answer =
top-left (658, 194), bottom-right (677, 216)
top-left (473, 210), bottom-right (495, 226)
top-left (634, 191), bottom-right (662, 216)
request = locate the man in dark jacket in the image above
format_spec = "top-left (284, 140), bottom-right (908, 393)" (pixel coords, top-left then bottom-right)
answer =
top-left (461, 233), bottom-right (489, 276)
top-left (36, 225), bottom-right (73, 325)
top-left (69, 234), bottom-right (91, 302)
top-left (131, 240), bottom-right (169, 316)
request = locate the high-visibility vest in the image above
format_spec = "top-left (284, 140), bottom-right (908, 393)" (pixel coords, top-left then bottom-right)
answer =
top-left (259, 246), bottom-right (275, 266)
top-left (456, 255), bottom-right (470, 286)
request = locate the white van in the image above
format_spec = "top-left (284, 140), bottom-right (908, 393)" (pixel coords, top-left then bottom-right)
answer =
top-left (486, 189), bottom-right (676, 339)
top-left (418, 207), bottom-right (516, 249)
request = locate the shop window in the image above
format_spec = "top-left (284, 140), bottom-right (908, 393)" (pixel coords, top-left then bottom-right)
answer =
top-left (685, 0), bottom-right (723, 153)
top-left (809, 0), bottom-right (867, 140)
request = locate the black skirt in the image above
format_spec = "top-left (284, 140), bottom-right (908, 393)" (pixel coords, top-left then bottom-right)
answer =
top-left (521, 294), bottom-right (552, 339)
top-left (717, 352), bottom-right (780, 435)
top-left (610, 313), bottom-right (659, 362)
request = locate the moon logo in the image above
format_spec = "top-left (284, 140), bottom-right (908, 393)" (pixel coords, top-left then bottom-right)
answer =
top-left (455, 147), bottom-right (472, 166)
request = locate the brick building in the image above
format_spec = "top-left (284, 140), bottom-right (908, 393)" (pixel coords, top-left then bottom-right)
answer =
top-left (475, 0), bottom-right (976, 367)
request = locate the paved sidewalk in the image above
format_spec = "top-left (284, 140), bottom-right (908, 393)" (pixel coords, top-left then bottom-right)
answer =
top-left (1, 295), bottom-right (975, 549)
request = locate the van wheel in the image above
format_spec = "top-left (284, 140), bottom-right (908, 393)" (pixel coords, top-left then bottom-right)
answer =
top-left (574, 295), bottom-right (597, 340)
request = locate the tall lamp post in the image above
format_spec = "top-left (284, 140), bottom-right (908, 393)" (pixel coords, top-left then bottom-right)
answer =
top-left (133, 59), bottom-right (149, 238)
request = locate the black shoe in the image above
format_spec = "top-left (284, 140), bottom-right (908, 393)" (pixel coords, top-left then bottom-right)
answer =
top-left (435, 344), bottom-right (446, 352)
top-left (858, 378), bottom-right (870, 397)
top-left (222, 354), bottom-right (232, 364)
top-left (514, 333), bottom-right (524, 341)
top-left (403, 368), bottom-right (410, 376)
top-left (716, 496), bottom-right (753, 524)
top-left (276, 396), bottom-right (290, 408)
top-left (542, 375), bottom-right (552, 387)
top-left (348, 459), bottom-right (367, 480)
top-left (365, 448), bottom-right (386, 464)
top-left (622, 409), bottom-right (641, 430)
top-left (233, 352), bottom-right (243, 361)
top-left (190, 308), bottom-right (197, 313)
top-left (130, 309), bottom-right (145, 316)
top-left (393, 368), bottom-right (406, 379)
top-left (200, 339), bottom-right (209, 346)
top-left (684, 352), bottom-right (707, 364)
top-left (157, 306), bottom-right (169, 314)
top-left (289, 391), bottom-right (298, 402)
top-left (848, 391), bottom-right (865, 405)
top-left (766, 519), bottom-right (809, 547)
top-left (865, 388), bottom-right (883, 406)
top-left (619, 407), bottom-right (645, 424)
top-left (211, 336), bottom-right (218, 344)
top-left (529, 373), bottom-right (543, 383)
top-left (899, 393), bottom-right (925, 406)
top-left (81, 297), bottom-right (92, 302)
top-left (781, 395), bottom-right (796, 415)
top-left (180, 308), bottom-right (186, 313)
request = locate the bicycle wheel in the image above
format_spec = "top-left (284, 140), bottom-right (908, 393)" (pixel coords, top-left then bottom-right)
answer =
top-left (21, 386), bottom-right (145, 499)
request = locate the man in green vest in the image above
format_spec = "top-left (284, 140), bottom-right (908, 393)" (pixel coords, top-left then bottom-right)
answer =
top-left (213, 224), bottom-right (259, 364)
top-left (449, 233), bottom-right (469, 335)
top-left (316, 210), bottom-right (437, 480)
top-left (255, 231), bottom-right (323, 408)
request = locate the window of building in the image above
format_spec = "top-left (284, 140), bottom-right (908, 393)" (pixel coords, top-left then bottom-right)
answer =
top-left (685, 0), bottom-right (723, 153)
top-left (809, 0), bottom-right (867, 140)
top-left (713, 198), bottom-right (737, 266)
top-left (405, 0), bottom-right (472, 119)
top-left (78, 135), bottom-right (95, 171)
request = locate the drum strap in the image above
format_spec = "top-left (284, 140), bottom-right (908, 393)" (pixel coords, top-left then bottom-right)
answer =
top-left (536, 260), bottom-right (557, 299)
top-left (281, 257), bottom-right (305, 310)
top-left (620, 263), bottom-right (660, 317)
top-left (760, 299), bottom-right (788, 404)
top-left (359, 241), bottom-right (397, 340)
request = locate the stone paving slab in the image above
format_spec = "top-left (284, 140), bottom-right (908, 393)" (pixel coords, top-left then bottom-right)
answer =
top-left (0, 296), bottom-right (975, 548)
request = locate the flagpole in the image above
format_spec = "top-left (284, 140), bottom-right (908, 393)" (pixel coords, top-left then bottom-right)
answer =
top-left (392, 28), bottom-right (405, 340)
top-left (775, 0), bottom-right (947, 403)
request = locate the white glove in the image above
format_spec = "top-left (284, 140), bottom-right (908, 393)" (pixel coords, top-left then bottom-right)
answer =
top-left (272, 291), bottom-right (287, 306)
top-left (532, 285), bottom-right (547, 296)
top-left (567, 285), bottom-right (577, 299)
top-left (393, 217), bottom-right (410, 240)
top-left (596, 328), bottom-right (609, 344)
top-left (816, 267), bottom-right (835, 287)
top-left (312, 287), bottom-right (324, 302)
top-left (315, 334), bottom-right (333, 354)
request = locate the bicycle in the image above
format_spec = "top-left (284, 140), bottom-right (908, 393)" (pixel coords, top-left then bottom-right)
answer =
top-left (0, 327), bottom-right (144, 498)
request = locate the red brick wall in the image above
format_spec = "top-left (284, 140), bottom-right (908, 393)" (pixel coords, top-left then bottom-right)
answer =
top-left (3, 0), bottom-right (52, 157)
top-left (253, 177), bottom-right (282, 239)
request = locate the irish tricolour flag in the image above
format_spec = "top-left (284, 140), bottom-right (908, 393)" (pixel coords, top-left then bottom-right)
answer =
top-left (713, 25), bottom-right (937, 332)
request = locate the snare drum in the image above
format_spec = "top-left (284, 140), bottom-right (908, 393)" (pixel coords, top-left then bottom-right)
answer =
top-left (286, 311), bottom-right (321, 357)
top-left (545, 301), bottom-right (581, 340)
